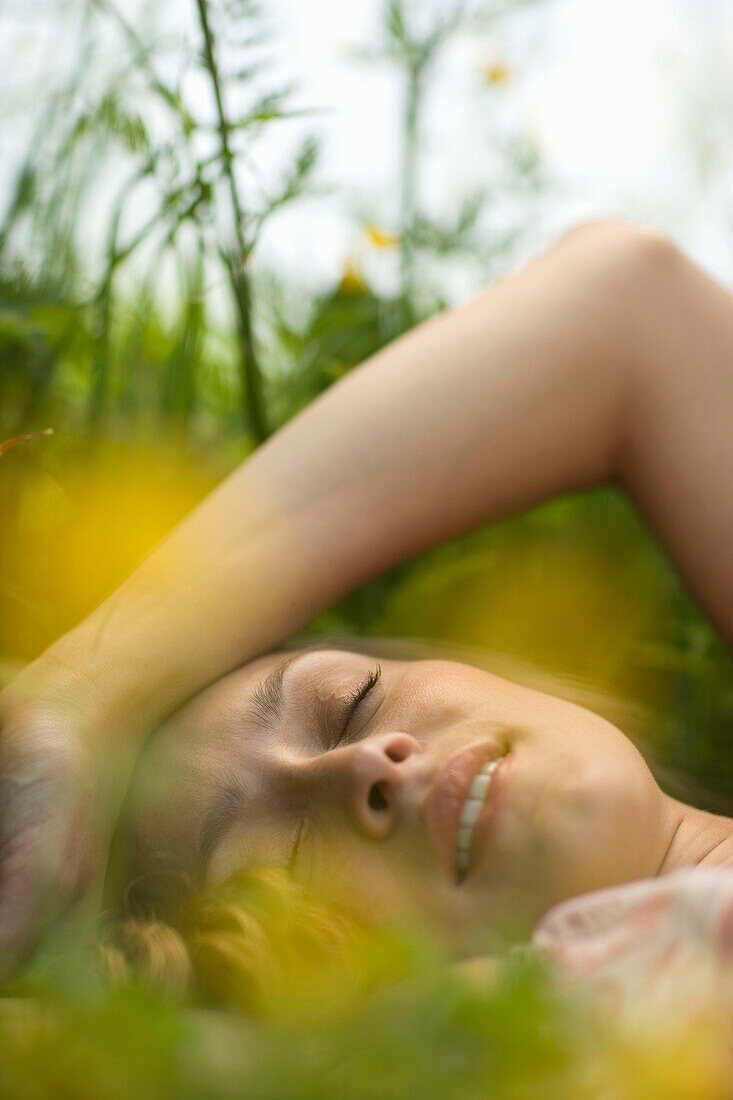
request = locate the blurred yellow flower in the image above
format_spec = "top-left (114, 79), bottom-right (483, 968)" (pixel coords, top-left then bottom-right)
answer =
top-left (483, 62), bottom-right (511, 85)
top-left (338, 258), bottom-right (369, 296)
top-left (0, 440), bottom-right (216, 661)
top-left (364, 224), bottom-right (400, 249)
top-left (605, 1020), bottom-right (731, 1100)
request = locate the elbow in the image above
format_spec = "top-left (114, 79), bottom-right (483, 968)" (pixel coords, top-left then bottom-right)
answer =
top-left (553, 218), bottom-right (685, 277)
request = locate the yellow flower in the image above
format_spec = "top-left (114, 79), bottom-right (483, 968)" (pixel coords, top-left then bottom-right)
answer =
top-left (364, 223), bottom-right (400, 249)
top-left (483, 62), bottom-right (511, 85)
top-left (338, 258), bottom-right (368, 296)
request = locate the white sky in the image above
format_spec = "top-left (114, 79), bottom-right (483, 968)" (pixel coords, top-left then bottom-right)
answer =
top-left (258, 0), bottom-right (733, 289)
top-left (2, 0), bottom-right (733, 296)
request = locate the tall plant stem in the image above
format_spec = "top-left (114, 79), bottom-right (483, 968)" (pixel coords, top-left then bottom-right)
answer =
top-left (194, 0), bottom-right (268, 442)
top-left (400, 60), bottom-right (422, 312)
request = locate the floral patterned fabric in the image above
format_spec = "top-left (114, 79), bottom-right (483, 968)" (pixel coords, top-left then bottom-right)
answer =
top-left (532, 868), bottom-right (733, 1029)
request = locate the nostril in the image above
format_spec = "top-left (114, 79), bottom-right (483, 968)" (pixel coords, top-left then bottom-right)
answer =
top-left (368, 782), bottom-right (389, 812)
top-left (381, 732), bottom-right (422, 764)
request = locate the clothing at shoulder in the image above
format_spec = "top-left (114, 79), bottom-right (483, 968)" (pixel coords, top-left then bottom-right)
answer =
top-left (532, 868), bottom-right (733, 1029)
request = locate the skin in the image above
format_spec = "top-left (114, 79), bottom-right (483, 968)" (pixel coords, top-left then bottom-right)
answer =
top-left (5, 219), bottom-right (733, 965)
top-left (123, 645), bottom-right (722, 950)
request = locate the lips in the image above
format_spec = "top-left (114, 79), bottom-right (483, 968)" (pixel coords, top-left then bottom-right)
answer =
top-left (423, 741), bottom-right (504, 884)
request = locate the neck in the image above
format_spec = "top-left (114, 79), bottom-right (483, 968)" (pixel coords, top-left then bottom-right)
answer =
top-left (658, 794), bottom-right (733, 875)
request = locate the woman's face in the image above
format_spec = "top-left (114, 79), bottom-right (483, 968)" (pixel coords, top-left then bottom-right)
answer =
top-left (125, 647), bottom-right (672, 947)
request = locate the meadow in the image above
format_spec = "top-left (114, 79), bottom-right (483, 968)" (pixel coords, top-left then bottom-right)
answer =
top-left (2, 1), bottom-right (733, 1095)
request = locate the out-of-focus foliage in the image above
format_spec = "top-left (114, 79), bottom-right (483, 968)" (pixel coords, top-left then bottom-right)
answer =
top-left (0, 0), bottom-right (552, 658)
top-left (1, 0), bottom-right (320, 444)
top-left (3, 0), bottom-right (733, 1094)
top-left (2, 936), bottom-right (731, 1100)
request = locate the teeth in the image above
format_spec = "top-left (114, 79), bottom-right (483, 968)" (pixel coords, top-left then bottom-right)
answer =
top-left (470, 772), bottom-right (491, 800)
top-left (459, 798), bottom-right (482, 828)
top-left (455, 757), bottom-right (503, 879)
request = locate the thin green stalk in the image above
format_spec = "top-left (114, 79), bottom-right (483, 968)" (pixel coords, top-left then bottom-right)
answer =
top-left (400, 59), bottom-right (422, 313)
top-left (194, 0), bottom-right (268, 442)
top-left (88, 196), bottom-right (167, 429)
top-left (0, 0), bottom-right (91, 264)
top-left (88, 284), bottom-right (113, 431)
top-left (93, 0), bottom-right (194, 125)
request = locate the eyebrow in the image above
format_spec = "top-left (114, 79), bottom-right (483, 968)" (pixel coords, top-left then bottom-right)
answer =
top-left (249, 654), bottom-right (298, 731)
top-left (198, 653), bottom-right (301, 868)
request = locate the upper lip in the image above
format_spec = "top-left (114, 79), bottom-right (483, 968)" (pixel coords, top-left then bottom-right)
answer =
top-left (423, 741), bottom-right (501, 883)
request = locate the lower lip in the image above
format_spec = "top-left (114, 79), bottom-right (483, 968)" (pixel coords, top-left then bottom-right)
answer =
top-left (464, 751), bottom-right (516, 881)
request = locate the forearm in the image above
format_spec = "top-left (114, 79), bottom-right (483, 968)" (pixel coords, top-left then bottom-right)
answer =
top-left (41, 222), bottom-right (644, 736)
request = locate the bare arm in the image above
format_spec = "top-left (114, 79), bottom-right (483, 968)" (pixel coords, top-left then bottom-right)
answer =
top-left (43, 221), bottom-right (652, 733)
top-left (4, 218), bottom-right (733, 966)
top-left (66, 219), bottom-right (733, 727)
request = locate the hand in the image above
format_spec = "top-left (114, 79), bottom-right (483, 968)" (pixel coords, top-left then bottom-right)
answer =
top-left (0, 661), bottom-right (123, 975)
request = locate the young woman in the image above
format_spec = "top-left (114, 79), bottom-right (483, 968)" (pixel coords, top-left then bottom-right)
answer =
top-left (3, 219), bottom-right (733, 989)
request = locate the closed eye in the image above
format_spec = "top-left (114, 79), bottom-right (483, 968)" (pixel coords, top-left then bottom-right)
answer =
top-left (330, 664), bottom-right (382, 750)
top-left (287, 664), bottom-right (381, 879)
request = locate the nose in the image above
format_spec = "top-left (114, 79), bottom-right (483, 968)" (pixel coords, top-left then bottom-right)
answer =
top-left (318, 732), bottom-right (423, 840)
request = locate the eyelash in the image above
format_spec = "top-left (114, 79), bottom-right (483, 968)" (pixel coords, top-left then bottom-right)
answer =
top-left (287, 663), bottom-right (382, 875)
top-left (332, 663), bottom-right (382, 750)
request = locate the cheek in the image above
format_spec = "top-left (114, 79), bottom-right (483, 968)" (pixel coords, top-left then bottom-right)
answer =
top-left (307, 830), bottom-right (464, 935)
top-left (550, 747), bottom-right (653, 843)
top-left (503, 723), bottom-right (664, 901)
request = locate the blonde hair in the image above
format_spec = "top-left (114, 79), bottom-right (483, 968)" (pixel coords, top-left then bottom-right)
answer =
top-left (101, 864), bottom-right (395, 1021)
